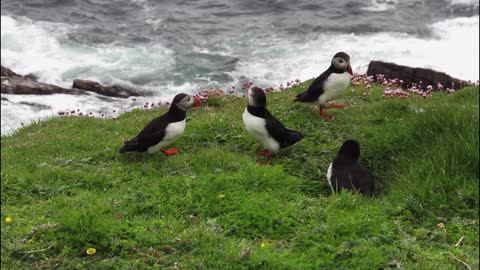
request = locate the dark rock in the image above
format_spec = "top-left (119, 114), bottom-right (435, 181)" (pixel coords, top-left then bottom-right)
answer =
top-left (367, 61), bottom-right (470, 89)
top-left (1, 65), bottom-right (145, 98)
top-left (1, 65), bottom-right (21, 77)
top-left (1, 65), bottom-right (85, 95)
top-left (24, 73), bottom-right (39, 81)
top-left (1, 96), bottom-right (9, 101)
top-left (72, 79), bottom-right (142, 98)
top-left (1, 75), bottom-right (83, 95)
top-left (18, 101), bottom-right (52, 111)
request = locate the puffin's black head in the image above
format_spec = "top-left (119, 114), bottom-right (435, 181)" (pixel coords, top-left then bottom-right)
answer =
top-left (331, 52), bottom-right (353, 75)
top-left (247, 87), bottom-right (267, 107)
top-left (338, 139), bottom-right (360, 161)
top-left (171, 93), bottom-right (201, 111)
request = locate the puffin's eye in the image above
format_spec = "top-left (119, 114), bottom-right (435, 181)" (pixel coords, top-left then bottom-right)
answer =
top-left (339, 59), bottom-right (344, 63)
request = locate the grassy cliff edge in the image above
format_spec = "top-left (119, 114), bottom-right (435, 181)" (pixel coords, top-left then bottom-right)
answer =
top-left (1, 82), bottom-right (479, 269)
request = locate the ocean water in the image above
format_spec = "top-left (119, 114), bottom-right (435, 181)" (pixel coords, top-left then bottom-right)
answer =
top-left (1, 0), bottom-right (479, 134)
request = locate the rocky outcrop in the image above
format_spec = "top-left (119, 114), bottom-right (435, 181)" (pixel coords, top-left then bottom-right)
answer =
top-left (1, 65), bottom-right (143, 98)
top-left (1, 74), bottom-right (83, 95)
top-left (18, 101), bottom-right (52, 111)
top-left (367, 61), bottom-right (470, 89)
top-left (72, 79), bottom-right (141, 98)
top-left (1, 66), bottom-right (20, 77)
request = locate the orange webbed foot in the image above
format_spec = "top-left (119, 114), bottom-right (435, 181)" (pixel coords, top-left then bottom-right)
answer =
top-left (256, 149), bottom-right (271, 157)
top-left (161, 148), bottom-right (179, 156)
top-left (326, 103), bottom-right (345, 109)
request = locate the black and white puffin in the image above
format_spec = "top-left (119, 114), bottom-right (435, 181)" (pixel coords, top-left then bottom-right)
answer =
top-left (243, 87), bottom-right (304, 165)
top-left (294, 52), bottom-right (353, 119)
top-left (119, 93), bottom-right (201, 155)
top-left (326, 140), bottom-right (375, 195)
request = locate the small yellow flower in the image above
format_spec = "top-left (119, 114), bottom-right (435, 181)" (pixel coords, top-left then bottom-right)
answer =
top-left (436, 222), bottom-right (445, 229)
top-left (5, 217), bottom-right (12, 223)
top-left (217, 194), bottom-right (225, 199)
top-left (86, 248), bottom-right (96, 255)
top-left (260, 242), bottom-right (267, 248)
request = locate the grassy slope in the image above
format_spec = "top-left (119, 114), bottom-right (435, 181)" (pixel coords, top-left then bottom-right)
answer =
top-left (1, 83), bottom-right (479, 269)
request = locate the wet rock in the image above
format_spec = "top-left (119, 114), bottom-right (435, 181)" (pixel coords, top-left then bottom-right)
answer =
top-left (1, 66), bottom-right (20, 77)
top-left (1, 75), bottom-right (83, 95)
top-left (367, 61), bottom-right (470, 89)
top-left (1, 65), bottom-right (85, 95)
top-left (72, 79), bottom-right (142, 98)
top-left (1, 65), bottom-right (145, 98)
top-left (24, 74), bottom-right (39, 81)
top-left (18, 101), bottom-right (52, 111)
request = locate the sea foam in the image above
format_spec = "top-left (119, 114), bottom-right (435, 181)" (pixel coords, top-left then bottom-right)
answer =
top-left (1, 14), bottom-right (478, 135)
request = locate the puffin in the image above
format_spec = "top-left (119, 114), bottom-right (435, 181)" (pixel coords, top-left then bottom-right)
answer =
top-left (243, 86), bottom-right (304, 165)
top-left (119, 93), bottom-right (201, 155)
top-left (294, 52), bottom-right (353, 119)
top-left (326, 140), bottom-right (375, 195)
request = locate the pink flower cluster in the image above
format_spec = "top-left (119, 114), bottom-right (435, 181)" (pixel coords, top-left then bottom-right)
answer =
top-left (242, 82), bottom-right (253, 91)
top-left (433, 83), bottom-right (455, 94)
top-left (265, 86), bottom-right (275, 93)
top-left (352, 73), bottom-right (464, 99)
top-left (57, 109), bottom-right (97, 118)
top-left (351, 73), bottom-right (374, 88)
top-left (351, 73), bottom-right (404, 89)
top-left (376, 74), bottom-right (403, 88)
top-left (57, 109), bottom-right (119, 120)
top-left (229, 86), bottom-right (236, 95)
top-left (142, 101), bottom-right (164, 109)
top-left (197, 88), bottom-right (226, 103)
top-left (382, 88), bottom-right (409, 98)
top-left (406, 84), bottom-right (432, 98)
top-left (279, 79), bottom-right (301, 91)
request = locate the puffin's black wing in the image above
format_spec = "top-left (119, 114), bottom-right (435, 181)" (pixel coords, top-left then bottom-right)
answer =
top-left (119, 115), bottom-right (168, 153)
top-left (264, 110), bottom-right (304, 149)
top-left (294, 69), bottom-right (331, 102)
top-left (331, 163), bottom-right (375, 195)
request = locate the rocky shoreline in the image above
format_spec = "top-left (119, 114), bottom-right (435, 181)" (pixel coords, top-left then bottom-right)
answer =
top-left (1, 65), bottom-right (143, 98)
top-left (366, 61), bottom-right (470, 90)
top-left (1, 61), bottom-right (471, 102)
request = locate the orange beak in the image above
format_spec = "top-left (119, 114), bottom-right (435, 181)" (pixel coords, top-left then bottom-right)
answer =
top-left (193, 95), bottom-right (201, 107)
top-left (347, 64), bottom-right (353, 75)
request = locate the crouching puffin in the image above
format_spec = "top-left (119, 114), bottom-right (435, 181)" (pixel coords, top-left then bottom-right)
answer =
top-left (243, 87), bottom-right (304, 165)
top-left (119, 93), bottom-right (201, 155)
top-left (326, 140), bottom-right (375, 195)
top-left (294, 52), bottom-right (353, 119)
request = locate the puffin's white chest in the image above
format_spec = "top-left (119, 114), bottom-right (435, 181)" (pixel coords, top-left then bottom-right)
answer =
top-left (242, 109), bottom-right (280, 153)
top-left (326, 162), bottom-right (334, 191)
top-left (318, 73), bottom-right (352, 105)
top-left (147, 120), bottom-right (186, 153)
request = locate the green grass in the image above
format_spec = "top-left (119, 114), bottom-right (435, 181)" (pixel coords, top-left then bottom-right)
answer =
top-left (1, 82), bottom-right (479, 269)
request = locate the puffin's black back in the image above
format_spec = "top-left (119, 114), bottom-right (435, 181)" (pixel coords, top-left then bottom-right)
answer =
top-left (294, 52), bottom-right (350, 103)
top-left (247, 87), bottom-right (304, 148)
top-left (119, 96), bottom-right (187, 153)
top-left (294, 70), bottom-right (331, 102)
top-left (330, 140), bottom-right (375, 195)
